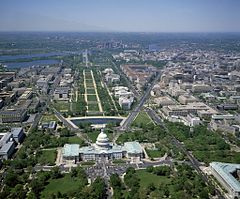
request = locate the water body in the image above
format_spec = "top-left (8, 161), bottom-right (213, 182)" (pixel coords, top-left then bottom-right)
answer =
top-left (0, 52), bottom-right (66, 61)
top-left (70, 118), bottom-right (123, 126)
top-left (4, 59), bottom-right (59, 68)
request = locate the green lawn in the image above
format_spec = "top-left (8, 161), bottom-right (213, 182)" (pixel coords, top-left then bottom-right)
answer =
top-left (53, 102), bottom-right (70, 112)
top-left (85, 79), bottom-right (93, 83)
top-left (146, 149), bottom-right (165, 158)
top-left (136, 169), bottom-right (171, 188)
top-left (41, 114), bottom-right (58, 123)
top-left (87, 131), bottom-right (99, 142)
top-left (86, 83), bottom-right (94, 88)
top-left (87, 89), bottom-right (96, 94)
top-left (87, 95), bottom-right (98, 102)
top-left (41, 174), bottom-right (83, 198)
top-left (84, 74), bottom-right (92, 79)
top-left (37, 149), bottom-right (56, 166)
top-left (112, 159), bottom-right (126, 164)
top-left (87, 103), bottom-right (100, 112)
top-left (67, 136), bottom-right (85, 146)
top-left (132, 111), bottom-right (154, 126)
top-left (81, 161), bottom-right (95, 166)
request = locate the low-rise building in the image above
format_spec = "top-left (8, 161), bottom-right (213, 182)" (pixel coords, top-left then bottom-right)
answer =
top-left (168, 87), bottom-right (187, 97)
top-left (167, 114), bottom-right (201, 127)
top-left (105, 73), bottom-right (120, 84)
top-left (178, 94), bottom-right (198, 105)
top-left (40, 121), bottom-right (57, 130)
top-left (154, 96), bottom-right (176, 106)
top-left (161, 102), bottom-right (218, 118)
top-left (53, 87), bottom-right (70, 101)
top-left (0, 109), bottom-right (27, 123)
top-left (119, 96), bottom-right (134, 110)
top-left (210, 162), bottom-right (240, 199)
top-left (11, 127), bottom-right (24, 143)
top-left (217, 104), bottom-right (238, 111)
top-left (192, 84), bottom-right (211, 93)
top-left (103, 68), bottom-right (114, 74)
top-left (19, 89), bottom-right (33, 100)
top-left (0, 141), bottom-right (15, 160)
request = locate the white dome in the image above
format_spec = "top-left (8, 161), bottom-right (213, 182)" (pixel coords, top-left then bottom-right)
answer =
top-left (96, 129), bottom-right (109, 148)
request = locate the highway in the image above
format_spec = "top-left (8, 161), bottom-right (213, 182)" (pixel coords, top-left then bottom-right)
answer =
top-left (120, 72), bottom-right (161, 131)
top-left (145, 107), bottom-right (225, 199)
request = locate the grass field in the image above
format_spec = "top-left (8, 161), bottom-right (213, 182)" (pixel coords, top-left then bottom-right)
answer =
top-left (81, 161), bottom-right (95, 166)
top-left (53, 102), bottom-right (70, 112)
top-left (86, 83), bottom-right (94, 87)
top-left (136, 169), bottom-right (171, 188)
top-left (41, 114), bottom-right (58, 122)
top-left (87, 131), bottom-right (99, 142)
top-left (67, 136), bottom-right (85, 146)
top-left (37, 149), bottom-right (56, 166)
top-left (112, 159), bottom-right (126, 164)
top-left (87, 95), bottom-right (98, 101)
top-left (86, 89), bottom-right (96, 94)
top-left (132, 111), bottom-right (154, 126)
top-left (85, 79), bottom-right (93, 83)
top-left (146, 149), bottom-right (165, 158)
top-left (41, 174), bottom-right (83, 198)
top-left (87, 103), bottom-right (100, 111)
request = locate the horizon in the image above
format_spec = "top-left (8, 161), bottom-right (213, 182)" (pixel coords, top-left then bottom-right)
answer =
top-left (1, 0), bottom-right (240, 32)
top-left (1, 31), bottom-right (240, 34)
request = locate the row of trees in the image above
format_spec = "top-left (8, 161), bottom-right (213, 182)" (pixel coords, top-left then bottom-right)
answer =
top-left (166, 122), bottom-right (240, 164)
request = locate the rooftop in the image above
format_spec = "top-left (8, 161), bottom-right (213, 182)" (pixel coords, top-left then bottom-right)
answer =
top-left (210, 162), bottom-right (240, 192)
top-left (63, 144), bottom-right (79, 157)
top-left (11, 127), bottom-right (23, 137)
top-left (124, 141), bottom-right (142, 154)
top-left (0, 141), bottom-right (15, 154)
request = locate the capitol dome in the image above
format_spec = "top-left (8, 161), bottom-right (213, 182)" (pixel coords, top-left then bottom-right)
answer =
top-left (96, 129), bottom-right (110, 148)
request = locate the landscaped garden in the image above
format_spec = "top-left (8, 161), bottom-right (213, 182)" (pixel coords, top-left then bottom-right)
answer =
top-left (132, 111), bottom-right (154, 127)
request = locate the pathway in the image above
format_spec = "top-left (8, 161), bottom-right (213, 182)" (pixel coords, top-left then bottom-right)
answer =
top-left (83, 70), bottom-right (88, 110)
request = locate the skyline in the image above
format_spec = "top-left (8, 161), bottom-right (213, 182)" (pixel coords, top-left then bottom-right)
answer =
top-left (1, 0), bottom-right (240, 32)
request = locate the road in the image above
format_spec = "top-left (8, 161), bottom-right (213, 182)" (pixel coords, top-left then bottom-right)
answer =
top-left (145, 107), bottom-right (225, 199)
top-left (120, 72), bottom-right (161, 131)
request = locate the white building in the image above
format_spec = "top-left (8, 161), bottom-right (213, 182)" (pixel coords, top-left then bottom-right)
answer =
top-left (210, 162), bottom-right (240, 199)
top-left (105, 73), bottom-right (120, 84)
top-left (119, 96), bottom-right (134, 110)
top-left (103, 68), bottom-right (114, 74)
top-left (62, 129), bottom-right (143, 163)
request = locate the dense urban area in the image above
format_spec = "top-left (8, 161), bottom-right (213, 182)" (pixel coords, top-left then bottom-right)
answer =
top-left (0, 32), bottom-right (240, 199)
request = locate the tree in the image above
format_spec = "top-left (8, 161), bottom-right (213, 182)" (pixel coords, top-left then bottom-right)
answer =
top-left (10, 184), bottom-right (27, 199)
top-left (147, 182), bottom-right (156, 192)
top-left (4, 170), bottom-right (20, 187)
top-left (91, 177), bottom-right (106, 199)
top-left (199, 188), bottom-right (209, 199)
top-left (51, 166), bottom-right (62, 179)
top-left (71, 167), bottom-right (78, 178)
top-left (110, 174), bottom-right (122, 188)
top-left (30, 179), bottom-right (45, 197)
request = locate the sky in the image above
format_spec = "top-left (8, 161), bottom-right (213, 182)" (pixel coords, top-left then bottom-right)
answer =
top-left (0, 0), bottom-right (240, 32)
